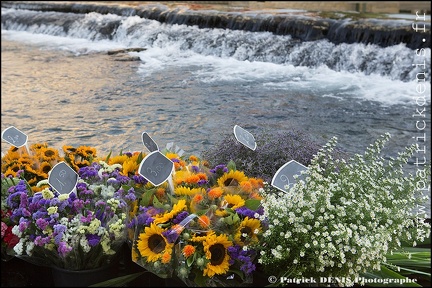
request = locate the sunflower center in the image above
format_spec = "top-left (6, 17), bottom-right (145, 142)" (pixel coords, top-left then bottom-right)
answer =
top-left (224, 178), bottom-right (239, 186)
top-left (240, 227), bottom-right (252, 241)
top-left (44, 150), bottom-right (55, 157)
top-left (41, 164), bottom-right (52, 174)
top-left (209, 243), bottom-right (225, 265)
top-left (148, 234), bottom-right (166, 254)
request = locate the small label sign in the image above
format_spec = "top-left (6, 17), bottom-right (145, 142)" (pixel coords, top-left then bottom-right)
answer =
top-left (48, 162), bottom-right (79, 195)
top-left (233, 125), bottom-right (256, 151)
top-left (138, 151), bottom-right (174, 186)
top-left (166, 142), bottom-right (184, 157)
top-left (1, 126), bottom-right (28, 148)
top-left (271, 160), bottom-right (308, 192)
top-left (142, 132), bottom-right (159, 152)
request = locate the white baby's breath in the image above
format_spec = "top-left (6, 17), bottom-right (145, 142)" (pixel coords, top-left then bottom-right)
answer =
top-left (258, 134), bottom-right (431, 286)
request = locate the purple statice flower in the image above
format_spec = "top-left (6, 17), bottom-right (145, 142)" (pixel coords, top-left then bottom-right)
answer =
top-left (34, 235), bottom-right (51, 246)
top-left (162, 228), bottom-right (179, 244)
top-left (132, 174), bottom-right (147, 185)
top-left (227, 245), bottom-right (256, 275)
top-left (71, 198), bottom-right (85, 211)
top-left (191, 165), bottom-right (200, 173)
top-left (172, 211), bottom-right (189, 225)
top-left (32, 210), bottom-right (48, 220)
top-left (86, 234), bottom-right (101, 247)
top-left (53, 224), bottom-right (67, 244)
top-left (209, 164), bottom-right (228, 174)
top-left (123, 187), bottom-right (137, 203)
top-left (235, 206), bottom-right (264, 219)
top-left (35, 218), bottom-right (49, 231)
top-left (197, 179), bottom-right (209, 186)
top-left (80, 211), bottom-right (93, 223)
top-left (78, 165), bottom-right (100, 179)
top-left (16, 169), bottom-right (25, 178)
top-left (58, 241), bottom-right (72, 257)
top-left (17, 219), bottom-right (30, 233)
top-left (131, 206), bottom-right (162, 227)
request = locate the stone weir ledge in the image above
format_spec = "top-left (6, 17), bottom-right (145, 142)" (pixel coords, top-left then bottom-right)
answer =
top-left (1, 1), bottom-right (430, 49)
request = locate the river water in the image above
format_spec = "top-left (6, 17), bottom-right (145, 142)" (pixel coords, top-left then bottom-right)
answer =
top-left (1, 3), bottom-right (431, 214)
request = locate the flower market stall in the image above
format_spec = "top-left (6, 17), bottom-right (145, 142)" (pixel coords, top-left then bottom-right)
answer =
top-left (1, 126), bottom-right (430, 287)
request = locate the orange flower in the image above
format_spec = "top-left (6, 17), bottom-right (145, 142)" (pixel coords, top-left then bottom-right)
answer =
top-left (192, 194), bottom-right (204, 204)
top-left (185, 174), bottom-right (200, 184)
top-left (156, 187), bottom-right (166, 197)
top-left (189, 155), bottom-right (198, 162)
top-left (161, 251), bottom-right (172, 264)
top-left (182, 245), bottom-right (196, 258)
top-left (240, 180), bottom-right (253, 193)
top-left (198, 215), bottom-right (210, 228)
top-left (208, 187), bottom-right (223, 200)
top-left (249, 177), bottom-right (264, 188)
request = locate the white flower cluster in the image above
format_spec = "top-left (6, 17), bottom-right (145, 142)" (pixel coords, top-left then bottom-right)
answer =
top-left (258, 133), bottom-right (431, 286)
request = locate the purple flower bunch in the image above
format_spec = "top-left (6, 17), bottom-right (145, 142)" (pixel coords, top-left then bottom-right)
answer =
top-left (5, 160), bottom-right (138, 270)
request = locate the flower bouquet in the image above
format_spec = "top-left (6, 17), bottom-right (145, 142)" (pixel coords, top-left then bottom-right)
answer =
top-left (257, 133), bottom-right (431, 287)
top-left (1, 175), bottom-right (21, 261)
top-left (1, 143), bottom-right (64, 193)
top-left (130, 151), bottom-right (267, 286)
top-left (2, 143), bottom-right (144, 271)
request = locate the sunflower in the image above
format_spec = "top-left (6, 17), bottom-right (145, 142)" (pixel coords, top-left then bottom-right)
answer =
top-left (223, 194), bottom-right (245, 210)
top-left (153, 199), bottom-right (187, 225)
top-left (202, 232), bottom-right (232, 277)
top-left (234, 217), bottom-right (262, 245)
top-left (136, 222), bottom-right (173, 262)
top-left (121, 158), bottom-right (139, 177)
top-left (217, 170), bottom-right (248, 188)
top-left (174, 186), bottom-right (204, 196)
top-left (107, 154), bottom-right (129, 166)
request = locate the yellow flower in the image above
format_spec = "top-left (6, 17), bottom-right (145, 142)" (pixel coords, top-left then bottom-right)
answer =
top-left (136, 222), bottom-right (173, 262)
top-left (108, 154), bottom-right (129, 166)
top-left (122, 159), bottom-right (139, 177)
top-left (234, 217), bottom-right (262, 245)
top-left (223, 194), bottom-right (245, 210)
top-left (202, 233), bottom-right (232, 277)
top-left (174, 186), bottom-right (204, 196)
top-left (153, 199), bottom-right (187, 225)
top-left (217, 170), bottom-right (248, 187)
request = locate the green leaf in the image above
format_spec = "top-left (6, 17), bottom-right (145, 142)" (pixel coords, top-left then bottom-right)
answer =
top-left (245, 199), bottom-right (261, 210)
top-left (187, 255), bottom-right (194, 267)
top-left (137, 152), bottom-right (144, 164)
top-left (227, 160), bottom-right (236, 171)
top-left (140, 189), bottom-right (155, 207)
top-left (104, 151), bottom-right (112, 162)
top-left (152, 193), bottom-right (166, 209)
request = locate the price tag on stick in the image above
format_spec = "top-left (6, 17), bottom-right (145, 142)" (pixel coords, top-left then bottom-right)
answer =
top-left (138, 151), bottom-right (174, 186)
top-left (142, 132), bottom-right (159, 152)
top-left (271, 160), bottom-right (308, 192)
top-left (48, 162), bottom-right (79, 195)
top-left (1, 126), bottom-right (28, 147)
top-left (233, 125), bottom-right (257, 151)
top-left (1, 126), bottom-right (31, 155)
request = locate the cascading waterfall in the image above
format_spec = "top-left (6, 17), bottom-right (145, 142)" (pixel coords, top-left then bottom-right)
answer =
top-left (1, 2), bottom-right (430, 82)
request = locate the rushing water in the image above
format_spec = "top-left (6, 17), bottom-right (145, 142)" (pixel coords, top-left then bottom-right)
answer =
top-left (1, 3), bottom-right (431, 214)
